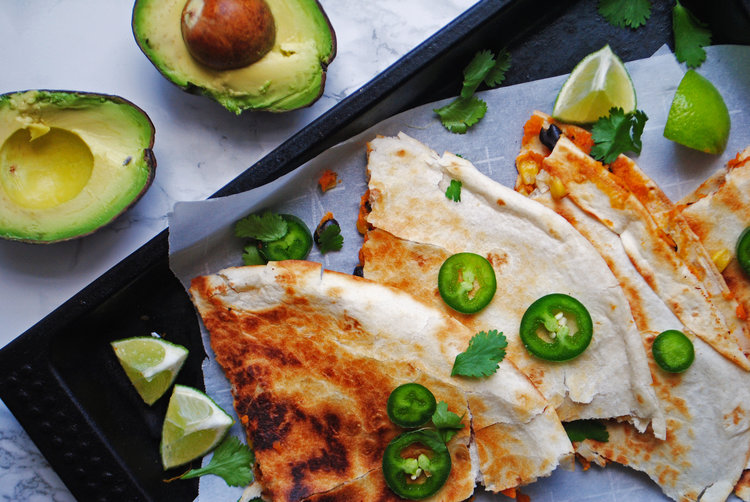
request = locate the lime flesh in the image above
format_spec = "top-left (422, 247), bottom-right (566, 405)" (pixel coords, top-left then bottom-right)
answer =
top-left (111, 336), bottom-right (188, 405)
top-left (160, 385), bottom-right (233, 469)
top-left (552, 45), bottom-right (636, 124)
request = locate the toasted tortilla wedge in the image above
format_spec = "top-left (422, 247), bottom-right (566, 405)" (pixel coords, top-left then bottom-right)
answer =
top-left (676, 147), bottom-right (750, 501)
top-left (515, 112), bottom-right (750, 501)
top-left (189, 260), bottom-right (572, 501)
top-left (361, 133), bottom-right (663, 436)
top-left (678, 146), bottom-right (750, 348)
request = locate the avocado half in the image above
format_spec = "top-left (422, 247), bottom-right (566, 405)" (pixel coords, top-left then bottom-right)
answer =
top-left (0, 90), bottom-right (156, 243)
top-left (132, 0), bottom-right (337, 113)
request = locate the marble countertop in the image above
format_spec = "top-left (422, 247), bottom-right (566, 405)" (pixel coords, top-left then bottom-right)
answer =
top-left (0, 0), bottom-right (476, 499)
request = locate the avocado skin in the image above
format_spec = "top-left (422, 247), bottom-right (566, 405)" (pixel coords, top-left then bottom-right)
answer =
top-left (131, 0), bottom-right (337, 114)
top-left (0, 90), bottom-right (156, 244)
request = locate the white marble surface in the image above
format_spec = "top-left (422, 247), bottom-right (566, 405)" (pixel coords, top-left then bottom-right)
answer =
top-left (0, 0), bottom-right (477, 499)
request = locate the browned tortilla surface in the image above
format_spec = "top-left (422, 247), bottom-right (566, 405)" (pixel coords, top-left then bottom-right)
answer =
top-left (190, 260), bottom-right (572, 501)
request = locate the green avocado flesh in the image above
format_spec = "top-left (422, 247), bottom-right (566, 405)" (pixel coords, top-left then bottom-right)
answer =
top-left (132, 0), bottom-right (336, 113)
top-left (0, 90), bottom-right (155, 243)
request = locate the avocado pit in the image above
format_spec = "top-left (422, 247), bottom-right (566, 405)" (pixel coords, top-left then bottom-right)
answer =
top-left (181, 0), bottom-right (276, 70)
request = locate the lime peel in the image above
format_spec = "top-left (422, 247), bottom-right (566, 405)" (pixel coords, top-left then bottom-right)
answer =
top-left (663, 69), bottom-right (730, 155)
top-left (552, 45), bottom-right (636, 124)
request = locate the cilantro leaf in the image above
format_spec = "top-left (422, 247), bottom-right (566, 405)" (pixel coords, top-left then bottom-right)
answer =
top-left (484, 49), bottom-right (511, 87)
top-left (590, 107), bottom-right (648, 164)
top-left (436, 49), bottom-right (512, 134)
top-left (431, 401), bottom-right (465, 443)
top-left (597, 0), bottom-right (651, 29)
top-left (180, 436), bottom-right (254, 487)
top-left (445, 179), bottom-right (462, 202)
top-left (242, 244), bottom-right (266, 266)
top-left (451, 330), bottom-right (508, 378)
top-left (563, 420), bottom-right (610, 443)
top-left (316, 222), bottom-right (343, 254)
top-left (673, 1), bottom-right (711, 69)
top-left (461, 50), bottom-right (497, 98)
top-left (235, 211), bottom-right (287, 241)
top-left (434, 97), bottom-right (487, 134)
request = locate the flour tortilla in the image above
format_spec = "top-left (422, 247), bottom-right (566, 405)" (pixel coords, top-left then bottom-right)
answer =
top-left (189, 260), bottom-right (572, 501)
top-left (678, 146), bottom-right (750, 355)
top-left (361, 133), bottom-right (663, 436)
top-left (677, 146), bottom-right (750, 501)
top-left (514, 113), bottom-right (750, 501)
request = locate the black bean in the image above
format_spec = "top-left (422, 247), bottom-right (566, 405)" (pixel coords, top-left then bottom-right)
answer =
top-left (314, 217), bottom-right (340, 246)
top-left (539, 124), bottom-right (563, 150)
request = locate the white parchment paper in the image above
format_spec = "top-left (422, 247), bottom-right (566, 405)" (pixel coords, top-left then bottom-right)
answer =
top-left (169, 45), bottom-right (750, 502)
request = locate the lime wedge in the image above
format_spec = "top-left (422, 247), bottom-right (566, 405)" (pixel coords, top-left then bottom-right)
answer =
top-left (663, 70), bottom-right (730, 154)
top-left (160, 385), bottom-right (234, 469)
top-left (111, 336), bottom-right (188, 405)
top-left (552, 45), bottom-right (636, 124)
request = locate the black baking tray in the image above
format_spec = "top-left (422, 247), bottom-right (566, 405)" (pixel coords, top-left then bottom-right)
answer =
top-left (0, 0), bottom-right (722, 500)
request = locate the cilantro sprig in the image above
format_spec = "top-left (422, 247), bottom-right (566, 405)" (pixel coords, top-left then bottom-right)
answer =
top-left (563, 420), bottom-right (610, 443)
top-left (434, 97), bottom-right (487, 134)
top-left (235, 211), bottom-right (287, 241)
top-left (431, 401), bottom-right (465, 443)
top-left (597, 0), bottom-right (651, 29)
top-left (435, 49), bottom-right (511, 134)
top-left (180, 436), bottom-right (254, 487)
top-left (451, 330), bottom-right (508, 378)
top-left (445, 179), bottom-right (462, 202)
top-left (673, 0), bottom-right (711, 69)
top-left (316, 222), bottom-right (343, 254)
top-left (590, 107), bottom-right (648, 164)
top-left (597, 0), bottom-right (713, 69)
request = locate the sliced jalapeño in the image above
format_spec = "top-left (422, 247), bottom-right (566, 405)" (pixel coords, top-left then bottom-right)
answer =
top-left (652, 329), bottom-right (695, 373)
top-left (257, 214), bottom-right (313, 261)
top-left (737, 227), bottom-right (750, 277)
top-left (519, 293), bottom-right (593, 361)
top-left (382, 430), bottom-right (451, 500)
top-left (437, 252), bottom-right (496, 314)
top-left (387, 383), bottom-right (437, 428)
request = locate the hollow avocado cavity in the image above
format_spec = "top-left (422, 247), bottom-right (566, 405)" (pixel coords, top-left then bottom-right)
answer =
top-left (0, 127), bottom-right (94, 209)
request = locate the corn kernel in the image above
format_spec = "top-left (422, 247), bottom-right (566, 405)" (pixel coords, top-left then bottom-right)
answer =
top-left (711, 248), bottom-right (732, 272)
top-left (549, 176), bottom-right (568, 199)
top-left (518, 159), bottom-right (539, 185)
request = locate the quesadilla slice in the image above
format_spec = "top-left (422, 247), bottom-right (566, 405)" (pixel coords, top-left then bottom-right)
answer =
top-left (678, 146), bottom-right (750, 344)
top-left (515, 112), bottom-right (750, 501)
top-left (360, 133), bottom-right (664, 436)
top-left (676, 146), bottom-right (750, 501)
top-left (189, 260), bottom-right (572, 501)
top-left (518, 112), bottom-right (750, 370)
